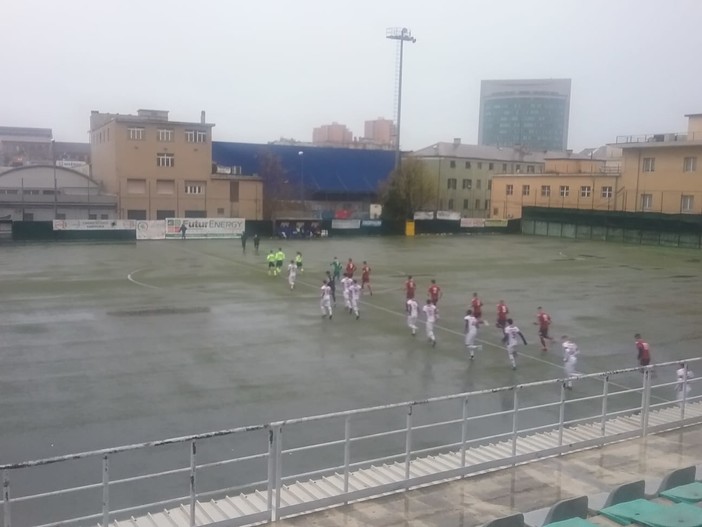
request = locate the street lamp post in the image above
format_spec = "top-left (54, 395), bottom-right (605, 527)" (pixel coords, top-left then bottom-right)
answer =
top-left (298, 151), bottom-right (304, 211)
top-left (386, 27), bottom-right (416, 171)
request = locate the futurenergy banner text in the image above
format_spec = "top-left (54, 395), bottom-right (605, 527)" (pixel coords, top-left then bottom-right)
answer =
top-left (165, 218), bottom-right (245, 239)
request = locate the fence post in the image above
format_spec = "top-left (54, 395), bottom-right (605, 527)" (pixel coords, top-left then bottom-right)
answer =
top-left (102, 455), bottom-right (110, 527)
top-left (275, 426), bottom-right (283, 517)
top-left (267, 427), bottom-right (276, 521)
top-left (511, 389), bottom-right (519, 458)
top-left (343, 416), bottom-right (351, 497)
top-left (558, 383), bottom-right (566, 447)
top-left (460, 396), bottom-right (468, 469)
top-left (681, 364), bottom-right (689, 422)
top-left (601, 376), bottom-right (609, 436)
top-left (189, 441), bottom-right (197, 527)
top-left (641, 369), bottom-right (651, 436)
top-left (2, 470), bottom-right (10, 527)
top-left (404, 405), bottom-right (413, 481)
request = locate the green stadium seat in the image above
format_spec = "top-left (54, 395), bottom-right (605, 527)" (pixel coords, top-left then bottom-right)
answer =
top-left (660, 482), bottom-right (702, 504)
top-left (545, 518), bottom-right (599, 527)
top-left (542, 496), bottom-right (589, 525)
top-left (639, 502), bottom-right (702, 527)
top-left (600, 498), bottom-right (667, 525)
top-left (483, 513), bottom-right (525, 527)
top-left (647, 467), bottom-right (697, 499)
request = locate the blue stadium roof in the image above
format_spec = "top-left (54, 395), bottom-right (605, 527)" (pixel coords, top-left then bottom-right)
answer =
top-left (212, 142), bottom-right (394, 196)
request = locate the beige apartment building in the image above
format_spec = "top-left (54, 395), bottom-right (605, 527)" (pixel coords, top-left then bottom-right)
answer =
top-left (364, 118), bottom-right (395, 147)
top-left (491, 156), bottom-right (620, 219)
top-left (90, 109), bottom-right (262, 220)
top-left (312, 122), bottom-right (353, 146)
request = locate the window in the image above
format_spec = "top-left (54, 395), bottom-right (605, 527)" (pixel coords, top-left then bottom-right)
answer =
top-left (158, 129), bottom-right (174, 142)
top-left (580, 186), bottom-right (592, 198)
top-left (488, 163), bottom-right (494, 170)
top-left (447, 178), bottom-right (457, 190)
top-left (506, 184), bottom-right (514, 196)
top-left (541, 185), bottom-right (551, 197)
top-left (502, 163), bottom-right (507, 172)
top-left (126, 179), bottom-right (147, 194)
top-left (560, 185), bottom-right (570, 197)
top-left (88, 214), bottom-right (97, 220)
top-left (449, 160), bottom-right (456, 168)
top-left (684, 157), bottom-right (697, 172)
top-left (100, 214), bottom-right (109, 220)
top-left (522, 185), bottom-right (530, 196)
top-left (465, 161), bottom-right (471, 169)
top-left (185, 182), bottom-right (206, 195)
top-left (185, 210), bottom-right (207, 218)
top-left (217, 207), bottom-right (225, 215)
top-left (157, 153), bottom-right (175, 167)
top-left (475, 199), bottom-right (480, 210)
top-left (463, 199), bottom-right (469, 209)
top-left (23, 189), bottom-right (40, 195)
top-left (601, 186), bottom-right (613, 198)
top-left (230, 181), bottom-right (240, 202)
top-left (448, 199), bottom-right (454, 210)
top-left (493, 207), bottom-right (499, 216)
top-left (55, 213), bottom-right (66, 220)
top-left (476, 179), bottom-right (482, 190)
top-left (487, 180), bottom-right (492, 190)
top-left (185, 130), bottom-right (208, 143)
top-left (681, 195), bottom-right (694, 212)
top-left (642, 157), bottom-right (655, 172)
top-left (641, 193), bottom-right (652, 210)
top-left (484, 199), bottom-right (490, 210)
top-left (477, 162), bottom-right (483, 169)
top-left (127, 210), bottom-right (147, 220)
top-left (526, 165), bottom-right (535, 174)
top-left (156, 179), bottom-right (175, 195)
top-left (462, 178), bottom-right (472, 190)
top-left (128, 127), bottom-right (144, 140)
top-left (156, 210), bottom-right (175, 220)
top-left (42, 190), bottom-right (56, 195)
top-left (515, 164), bottom-right (521, 172)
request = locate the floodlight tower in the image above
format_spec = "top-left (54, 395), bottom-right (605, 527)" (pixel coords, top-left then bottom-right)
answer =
top-left (386, 27), bottom-right (416, 170)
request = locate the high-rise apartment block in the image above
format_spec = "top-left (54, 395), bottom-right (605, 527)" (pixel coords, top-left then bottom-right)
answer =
top-left (364, 118), bottom-right (395, 147)
top-left (312, 122), bottom-right (353, 146)
top-left (478, 79), bottom-right (571, 151)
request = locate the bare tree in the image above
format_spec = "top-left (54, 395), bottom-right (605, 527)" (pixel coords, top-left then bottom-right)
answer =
top-left (258, 151), bottom-right (294, 219)
top-left (379, 158), bottom-right (437, 220)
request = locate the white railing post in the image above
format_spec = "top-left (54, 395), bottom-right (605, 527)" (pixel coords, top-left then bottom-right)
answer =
top-left (460, 396), bottom-right (468, 469)
top-left (682, 364), bottom-right (689, 421)
top-left (641, 369), bottom-right (651, 436)
top-left (275, 426), bottom-right (283, 517)
top-left (601, 376), bottom-right (609, 436)
top-left (266, 428), bottom-right (275, 521)
top-left (2, 470), bottom-right (10, 527)
top-left (404, 405), bottom-right (413, 481)
top-left (102, 455), bottom-right (110, 527)
top-left (511, 389), bottom-right (519, 457)
top-left (189, 441), bottom-right (197, 527)
top-left (343, 416), bottom-right (351, 496)
top-left (558, 383), bottom-right (566, 447)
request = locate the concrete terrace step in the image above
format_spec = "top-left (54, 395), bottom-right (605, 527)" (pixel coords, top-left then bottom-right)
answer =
top-left (105, 400), bottom-right (702, 527)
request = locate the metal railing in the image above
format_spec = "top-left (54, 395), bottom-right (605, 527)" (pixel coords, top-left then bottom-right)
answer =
top-left (1, 359), bottom-right (700, 527)
top-left (615, 132), bottom-right (702, 144)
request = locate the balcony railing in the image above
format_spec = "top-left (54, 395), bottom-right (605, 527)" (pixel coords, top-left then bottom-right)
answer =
top-left (615, 131), bottom-right (702, 144)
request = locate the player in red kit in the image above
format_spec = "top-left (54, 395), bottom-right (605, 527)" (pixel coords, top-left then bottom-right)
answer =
top-left (361, 261), bottom-right (373, 295)
top-left (428, 279), bottom-right (442, 305)
top-left (471, 293), bottom-right (483, 321)
top-left (345, 258), bottom-right (357, 278)
top-left (635, 333), bottom-right (651, 367)
top-left (496, 300), bottom-right (509, 330)
top-left (405, 275), bottom-right (417, 299)
top-left (534, 306), bottom-right (553, 352)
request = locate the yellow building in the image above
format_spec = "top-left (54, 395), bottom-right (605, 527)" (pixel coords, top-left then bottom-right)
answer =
top-left (616, 114), bottom-right (702, 214)
top-left (90, 109), bottom-right (263, 220)
top-left (491, 156), bottom-right (621, 219)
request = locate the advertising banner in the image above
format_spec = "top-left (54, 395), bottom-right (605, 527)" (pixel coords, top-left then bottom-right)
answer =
top-left (436, 211), bottom-right (461, 221)
top-left (331, 219), bottom-right (361, 230)
top-left (136, 220), bottom-right (166, 240)
top-left (484, 219), bottom-right (509, 228)
top-left (361, 219), bottom-right (382, 228)
top-left (165, 218), bottom-right (245, 239)
top-left (52, 219), bottom-right (136, 231)
top-left (413, 211), bottom-right (434, 220)
top-left (460, 218), bottom-right (486, 228)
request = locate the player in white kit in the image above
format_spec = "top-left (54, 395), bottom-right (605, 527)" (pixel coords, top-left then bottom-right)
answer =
top-left (287, 259), bottom-right (297, 290)
top-left (341, 274), bottom-right (353, 312)
top-left (320, 280), bottom-right (333, 319)
top-left (423, 299), bottom-right (438, 347)
top-left (406, 297), bottom-right (419, 336)
top-left (503, 319), bottom-right (527, 369)
top-left (350, 279), bottom-right (361, 320)
top-left (463, 309), bottom-right (482, 360)
top-left (675, 362), bottom-right (694, 407)
top-left (561, 336), bottom-right (579, 389)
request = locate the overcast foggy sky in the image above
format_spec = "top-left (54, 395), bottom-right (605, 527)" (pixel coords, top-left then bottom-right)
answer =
top-left (2, 0), bottom-right (701, 151)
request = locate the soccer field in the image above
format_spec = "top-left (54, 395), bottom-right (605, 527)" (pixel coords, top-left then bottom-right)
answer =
top-left (1, 233), bottom-right (702, 468)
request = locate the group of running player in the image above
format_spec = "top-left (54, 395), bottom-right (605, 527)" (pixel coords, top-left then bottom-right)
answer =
top-left (318, 257), bottom-right (373, 320)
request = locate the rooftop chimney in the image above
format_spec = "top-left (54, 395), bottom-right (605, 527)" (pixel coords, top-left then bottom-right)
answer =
top-left (201, 111), bottom-right (206, 124)
top-left (453, 138), bottom-right (461, 146)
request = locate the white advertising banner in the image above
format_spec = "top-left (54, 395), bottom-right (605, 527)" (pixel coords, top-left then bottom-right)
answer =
top-left (413, 211), bottom-right (434, 220)
top-left (52, 219), bottom-right (136, 231)
top-left (331, 219), bottom-right (361, 230)
top-left (460, 218), bottom-right (486, 228)
top-left (136, 220), bottom-right (166, 240)
top-left (436, 211), bottom-right (461, 221)
top-left (165, 218), bottom-right (245, 239)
